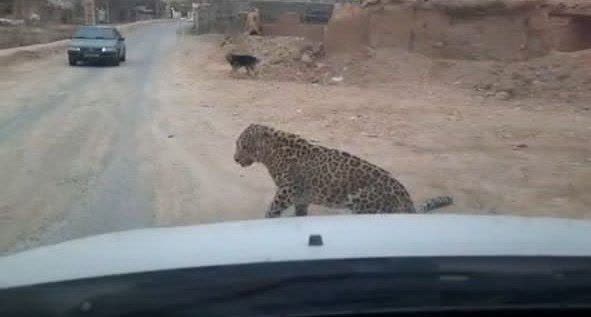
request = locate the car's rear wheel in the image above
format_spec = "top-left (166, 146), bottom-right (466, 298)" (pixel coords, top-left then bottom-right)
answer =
top-left (68, 56), bottom-right (77, 66)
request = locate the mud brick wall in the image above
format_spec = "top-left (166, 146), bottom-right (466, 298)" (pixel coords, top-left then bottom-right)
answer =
top-left (194, 0), bottom-right (337, 37)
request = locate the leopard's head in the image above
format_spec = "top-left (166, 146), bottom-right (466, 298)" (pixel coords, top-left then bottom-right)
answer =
top-left (234, 124), bottom-right (271, 167)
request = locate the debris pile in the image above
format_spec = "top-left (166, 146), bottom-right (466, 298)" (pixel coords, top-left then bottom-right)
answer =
top-left (220, 35), bottom-right (335, 83)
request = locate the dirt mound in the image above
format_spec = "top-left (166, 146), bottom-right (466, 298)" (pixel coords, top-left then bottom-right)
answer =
top-left (469, 50), bottom-right (591, 102)
top-left (220, 35), bottom-right (335, 83)
top-left (324, 4), bottom-right (369, 54)
top-left (330, 44), bottom-right (591, 105)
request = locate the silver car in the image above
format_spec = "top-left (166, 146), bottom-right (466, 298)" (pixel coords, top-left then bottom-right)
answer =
top-left (67, 26), bottom-right (126, 66)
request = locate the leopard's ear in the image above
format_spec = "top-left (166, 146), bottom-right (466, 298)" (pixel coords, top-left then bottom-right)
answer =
top-left (248, 123), bottom-right (265, 130)
top-left (245, 123), bottom-right (261, 134)
top-left (261, 128), bottom-right (273, 138)
top-left (250, 124), bottom-right (273, 136)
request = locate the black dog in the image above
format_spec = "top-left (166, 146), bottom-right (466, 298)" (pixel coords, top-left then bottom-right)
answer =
top-left (226, 53), bottom-right (260, 75)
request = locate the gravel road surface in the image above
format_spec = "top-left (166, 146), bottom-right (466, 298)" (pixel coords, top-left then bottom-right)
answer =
top-left (0, 22), bottom-right (185, 253)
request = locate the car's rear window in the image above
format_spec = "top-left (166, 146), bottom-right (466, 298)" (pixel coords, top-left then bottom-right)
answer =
top-left (74, 27), bottom-right (117, 39)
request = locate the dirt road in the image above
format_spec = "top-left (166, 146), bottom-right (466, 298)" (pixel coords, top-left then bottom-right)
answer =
top-left (0, 22), bottom-right (185, 253)
top-left (1, 23), bottom-right (590, 254)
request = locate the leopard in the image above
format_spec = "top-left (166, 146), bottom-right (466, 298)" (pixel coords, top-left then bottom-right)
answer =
top-left (234, 124), bottom-right (453, 218)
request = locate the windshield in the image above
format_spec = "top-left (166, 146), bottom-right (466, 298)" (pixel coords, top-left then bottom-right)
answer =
top-left (73, 27), bottom-right (117, 39)
top-left (0, 0), bottom-right (590, 264)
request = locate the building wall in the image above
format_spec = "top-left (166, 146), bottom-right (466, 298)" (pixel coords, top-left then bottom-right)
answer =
top-left (324, 4), bottom-right (368, 53)
top-left (192, 1), bottom-right (591, 61)
top-left (194, 0), bottom-right (250, 34)
top-left (261, 11), bottom-right (325, 41)
top-left (546, 15), bottom-right (591, 52)
top-left (194, 0), bottom-right (335, 37)
top-left (326, 2), bottom-right (552, 61)
top-left (252, 0), bottom-right (333, 23)
top-left (411, 9), bottom-right (543, 61)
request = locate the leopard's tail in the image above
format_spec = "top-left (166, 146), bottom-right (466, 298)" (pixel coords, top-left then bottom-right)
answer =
top-left (417, 196), bottom-right (453, 213)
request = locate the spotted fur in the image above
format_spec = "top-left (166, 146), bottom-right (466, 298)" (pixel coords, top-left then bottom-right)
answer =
top-left (234, 124), bottom-right (453, 218)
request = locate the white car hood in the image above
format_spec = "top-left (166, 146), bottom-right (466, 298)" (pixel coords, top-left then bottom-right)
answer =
top-left (1, 214), bottom-right (591, 288)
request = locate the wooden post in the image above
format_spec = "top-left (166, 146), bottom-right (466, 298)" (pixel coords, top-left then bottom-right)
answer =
top-left (13, 0), bottom-right (25, 19)
top-left (83, 0), bottom-right (96, 25)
